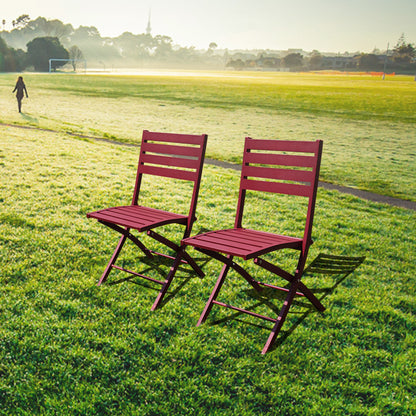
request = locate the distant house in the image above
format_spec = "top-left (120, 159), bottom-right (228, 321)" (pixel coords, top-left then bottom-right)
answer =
top-left (321, 56), bottom-right (356, 70)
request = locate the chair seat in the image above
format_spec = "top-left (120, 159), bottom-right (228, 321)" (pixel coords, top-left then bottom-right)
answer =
top-left (87, 205), bottom-right (188, 232)
top-left (183, 228), bottom-right (302, 260)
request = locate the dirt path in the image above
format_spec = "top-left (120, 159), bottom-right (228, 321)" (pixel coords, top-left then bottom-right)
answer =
top-left (2, 122), bottom-right (415, 211)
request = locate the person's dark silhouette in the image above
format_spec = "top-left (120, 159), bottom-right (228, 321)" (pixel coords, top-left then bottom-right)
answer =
top-left (12, 76), bottom-right (28, 113)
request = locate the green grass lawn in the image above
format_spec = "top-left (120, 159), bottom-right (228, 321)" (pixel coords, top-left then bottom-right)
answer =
top-left (0, 71), bottom-right (415, 201)
top-left (1, 126), bottom-right (415, 415)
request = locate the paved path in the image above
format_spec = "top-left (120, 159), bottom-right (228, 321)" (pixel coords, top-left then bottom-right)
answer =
top-left (2, 123), bottom-right (415, 211)
top-left (205, 158), bottom-right (416, 211)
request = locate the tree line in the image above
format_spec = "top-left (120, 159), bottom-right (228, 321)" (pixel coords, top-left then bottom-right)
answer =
top-left (227, 36), bottom-right (416, 73)
top-left (0, 15), bottom-right (224, 71)
top-left (1, 15), bottom-right (415, 73)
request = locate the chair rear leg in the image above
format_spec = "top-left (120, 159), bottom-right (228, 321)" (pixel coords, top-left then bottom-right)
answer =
top-left (262, 278), bottom-right (300, 354)
top-left (182, 250), bottom-right (205, 277)
top-left (197, 259), bottom-right (232, 326)
top-left (98, 234), bottom-right (127, 286)
top-left (298, 282), bottom-right (325, 312)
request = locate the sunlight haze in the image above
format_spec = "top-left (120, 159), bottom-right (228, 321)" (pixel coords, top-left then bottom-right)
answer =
top-left (2, 0), bottom-right (416, 52)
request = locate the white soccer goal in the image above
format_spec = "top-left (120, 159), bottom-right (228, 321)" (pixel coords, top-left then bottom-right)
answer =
top-left (48, 59), bottom-right (87, 73)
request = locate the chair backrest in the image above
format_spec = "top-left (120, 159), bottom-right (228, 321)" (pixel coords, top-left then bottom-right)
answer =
top-left (235, 137), bottom-right (323, 252)
top-left (132, 130), bottom-right (208, 230)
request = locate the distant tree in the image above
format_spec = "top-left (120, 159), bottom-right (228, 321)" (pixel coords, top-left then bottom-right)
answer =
top-left (207, 42), bottom-right (218, 57)
top-left (357, 53), bottom-right (381, 70)
top-left (226, 58), bottom-right (245, 70)
top-left (2, 19), bottom-right (5, 31)
top-left (0, 36), bottom-right (26, 71)
top-left (258, 56), bottom-right (280, 69)
top-left (12, 14), bottom-right (30, 29)
top-left (26, 36), bottom-right (69, 71)
top-left (134, 33), bottom-right (157, 60)
top-left (68, 45), bottom-right (84, 70)
top-left (27, 17), bottom-right (74, 40)
top-left (309, 50), bottom-right (322, 70)
top-left (282, 53), bottom-right (303, 69)
top-left (153, 35), bottom-right (173, 59)
top-left (392, 33), bottom-right (416, 64)
top-left (0, 36), bottom-right (13, 70)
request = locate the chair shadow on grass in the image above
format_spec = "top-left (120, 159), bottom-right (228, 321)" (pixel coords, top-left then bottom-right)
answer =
top-left (208, 253), bottom-right (365, 351)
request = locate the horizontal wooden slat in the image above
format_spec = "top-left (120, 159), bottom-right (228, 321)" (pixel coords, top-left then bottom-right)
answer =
top-left (194, 232), bottom-right (263, 252)
top-left (183, 228), bottom-right (302, 259)
top-left (140, 165), bottom-right (197, 181)
top-left (241, 178), bottom-right (311, 197)
top-left (141, 141), bottom-right (201, 158)
top-left (244, 152), bottom-right (316, 168)
top-left (141, 153), bottom-right (199, 170)
top-left (245, 138), bottom-right (320, 153)
top-left (143, 130), bottom-right (207, 145)
top-left (91, 206), bottom-right (183, 222)
top-left (244, 165), bottom-right (313, 183)
top-left (87, 205), bottom-right (187, 231)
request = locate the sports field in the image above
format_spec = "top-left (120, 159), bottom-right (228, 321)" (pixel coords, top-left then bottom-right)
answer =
top-left (0, 71), bottom-right (415, 415)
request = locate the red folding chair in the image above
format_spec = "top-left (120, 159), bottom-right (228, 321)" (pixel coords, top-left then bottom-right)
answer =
top-left (87, 130), bottom-right (208, 310)
top-left (182, 137), bottom-right (324, 354)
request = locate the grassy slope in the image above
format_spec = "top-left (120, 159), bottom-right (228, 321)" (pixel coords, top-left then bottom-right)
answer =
top-left (0, 127), bottom-right (415, 415)
top-left (0, 72), bottom-right (415, 201)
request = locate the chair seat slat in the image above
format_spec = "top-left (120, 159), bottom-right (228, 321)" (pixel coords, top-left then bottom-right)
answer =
top-left (88, 206), bottom-right (187, 231)
top-left (184, 229), bottom-right (302, 259)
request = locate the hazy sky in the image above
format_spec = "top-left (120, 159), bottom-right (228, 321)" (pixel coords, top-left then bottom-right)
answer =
top-left (2, 0), bottom-right (416, 52)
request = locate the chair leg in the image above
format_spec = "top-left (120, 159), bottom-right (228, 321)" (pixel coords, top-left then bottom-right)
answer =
top-left (298, 282), bottom-right (325, 312)
top-left (262, 278), bottom-right (301, 354)
top-left (148, 229), bottom-right (205, 277)
top-left (151, 249), bottom-right (185, 311)
top-left (98, 234), bottom-right (127, 286)
top-left (255, 256), bottom-right (325, 311)
top-left (197, 258), bottom-right (232, 326)
top-left (181, 250), bottom-right (205, 277)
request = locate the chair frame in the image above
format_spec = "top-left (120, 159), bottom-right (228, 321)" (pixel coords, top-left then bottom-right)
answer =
top-left (183, 137), bottom-right (324, 354)
top-left (87, 130), bottom-right (208, 310)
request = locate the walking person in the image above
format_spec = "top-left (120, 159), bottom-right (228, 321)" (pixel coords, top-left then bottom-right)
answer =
top-left (12, 76), bottom-right (28, 113)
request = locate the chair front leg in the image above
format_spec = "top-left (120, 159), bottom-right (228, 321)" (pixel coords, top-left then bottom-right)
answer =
top-left (197, 257), bottom-right (232, 326)
top-left (151, 248), bottom-right (185, 311)
top-left (98, 233), bottom-right (127, 286)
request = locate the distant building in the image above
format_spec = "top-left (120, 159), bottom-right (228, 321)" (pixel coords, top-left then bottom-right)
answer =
top-left (146, 10), bottom-right (152, 35)
top-left (321, 56), bottom-right (356, 70)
